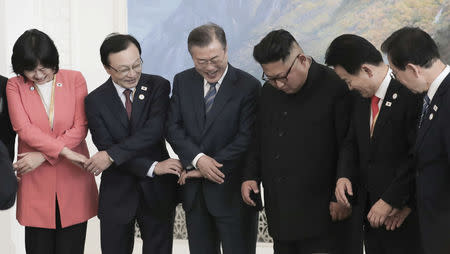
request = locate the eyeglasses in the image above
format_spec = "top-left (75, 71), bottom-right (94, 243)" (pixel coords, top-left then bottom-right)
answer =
top-left (195, 53), bottom-right (226, 67)
top-left (262, 54), bottom-right (300, 83)
top-left (109, 58), bottom-right (143, 77)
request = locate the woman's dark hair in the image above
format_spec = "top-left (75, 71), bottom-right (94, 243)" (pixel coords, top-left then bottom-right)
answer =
top-left (11, 29), bottom-right (59, 79)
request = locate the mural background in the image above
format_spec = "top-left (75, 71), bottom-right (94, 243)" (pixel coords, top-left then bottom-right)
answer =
top-left (129, 0), bottom-right (450, 84)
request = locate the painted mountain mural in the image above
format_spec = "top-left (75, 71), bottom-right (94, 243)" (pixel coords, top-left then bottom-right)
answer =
top-left (129, 0), bottom-right (450, 84)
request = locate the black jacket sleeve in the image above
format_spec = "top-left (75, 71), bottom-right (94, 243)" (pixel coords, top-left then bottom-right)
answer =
top-left (0, 141), bottom-right (17, 210)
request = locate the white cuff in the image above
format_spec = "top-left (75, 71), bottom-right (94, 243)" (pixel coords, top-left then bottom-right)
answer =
top-left (192, 153), bottom-right (205, 169)
top-left (147, 161), bottom-right (158, 177)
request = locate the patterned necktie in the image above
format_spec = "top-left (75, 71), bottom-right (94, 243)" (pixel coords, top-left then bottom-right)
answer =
top-left (370, 95), bottom-right (380, 136)
top-left (419, 95), bottom-right (430, 128)
top-left (204, 82), bottom-right (217, 114)
top-left (123, 89), bottom-right (132, 119)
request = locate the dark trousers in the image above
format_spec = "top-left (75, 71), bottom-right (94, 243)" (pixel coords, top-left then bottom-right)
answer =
top-left (25, 199), bottom-right (87, 254)
top-left (364, 211), bottom-right (423, 254)
top-left (185, 188), bottom-right (258, 254)
top-left (333, 204), bottom-right (364, 254)
top-left (273, 234), bottom-right (336, 254)
top-left (100, 198), bottom-right (175, 254)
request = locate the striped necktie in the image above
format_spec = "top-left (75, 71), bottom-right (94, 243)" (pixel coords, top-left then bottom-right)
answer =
top-left (205, 82), bottom-right (217, 114)
top-left (418, 95), bottom-right (430, 128)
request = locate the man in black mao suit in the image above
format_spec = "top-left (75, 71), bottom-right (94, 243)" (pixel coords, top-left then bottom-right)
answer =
top-left (382, 27), bottom-right (450, 254)
top-left (326, 34), bottom-right (423, 254)
top-left (0, 141), bottom-right (17, 210)
top-left (0, 75), bottom-right (16, 160)
top-left (242, 29), bottom-right (356, 254)
top-left (166, 23), bottom-right (260, 254)
top-left (84, 34), bottom-right (181, 254)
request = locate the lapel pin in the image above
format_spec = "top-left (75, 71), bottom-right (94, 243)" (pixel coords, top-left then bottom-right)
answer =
top-left (30, 86), bottom-right (35, 91)
top-left (385, 101), bottom-right (392, 107)
top-left (141, 86), bottom-right (147, 91)
top-left (429, 113), bottom-right (434, 120)
top-left (392, 93), bottom-right (398, 100)
top-left (138, 94), bottom-right (145, 100)
top-left (433, 105), bottom-right (438, 111)
top-left (57, 83), bottom-right (62, 87)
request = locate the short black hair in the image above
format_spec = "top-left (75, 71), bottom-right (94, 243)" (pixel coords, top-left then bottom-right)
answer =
top-left (11, 29), bottom-right (59, 78)
top-left (100, 33), bottom-right (142, 66)
top-left (187, 23), bottom-right (227, 53)
top-left (325, 34), bottom-right (383, 75)
top-left (253, 29), bottom-right (298, 64)
top-left (381, 27), bottom-right (440, 70)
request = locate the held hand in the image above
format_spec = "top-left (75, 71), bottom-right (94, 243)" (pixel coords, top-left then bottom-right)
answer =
top-left (329, 201), bottom-right (352, 221)
top-left (335, 177), bottom-right (353, 207)
top-left (84, 151), bottom-right (111, 176)
top-left (241, 180), bottom-right (259, 206)
top-left (196, 155), bottom-right (224, 184)
top-left (154, 158), bottom-right (183, 176)
top-left (60, 147), bottom-right (88, 168)
top-left (367, 199), bottom-right (397, 228)
top-left (13, 152), bottom-right (46, 175)
top-left (177, 169), bottom-right (203, 185)
top-left (384, 206), bottom-right (412, 231)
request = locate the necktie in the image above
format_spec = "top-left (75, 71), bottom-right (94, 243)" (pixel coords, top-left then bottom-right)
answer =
top-left (419, 95), bottom-right (430, 128)
top-left (370, 95), bottom-right (380, 136)
top-left (123, 89), bottom-right (132, 119)
top-left (204, 82), bottom-right (217, 114)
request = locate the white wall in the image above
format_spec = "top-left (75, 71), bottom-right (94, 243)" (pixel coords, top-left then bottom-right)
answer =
top-left (0, 0), bottom-right (127, 253)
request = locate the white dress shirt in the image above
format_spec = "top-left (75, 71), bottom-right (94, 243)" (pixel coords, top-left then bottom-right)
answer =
top-left (370, 68), bottom-right (392, 127)
top-left (427, 65), bottom-right (450, 101)
top-left (35, 79), bottom-right (54, 116)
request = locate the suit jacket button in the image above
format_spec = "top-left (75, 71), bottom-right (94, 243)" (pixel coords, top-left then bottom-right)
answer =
top-left (274, 154), bottom-right (280, 160)
top-left (278, 131), bottom-right (285, 137)
top-left (282, 111), bottom-right (288, 117)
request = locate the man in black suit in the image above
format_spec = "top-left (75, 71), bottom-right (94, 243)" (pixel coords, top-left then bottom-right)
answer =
top-left (166, 23), bottom-right (260, 254)
top-left (241, 29), bottom-right (355, 254)
top-left (326, 34), bottom-right (422, 254)
top-left (84, 34), bottom-right (182, 254)
top-left (0, 141), bottom-right (17, 210)
top-left (381, 27), bottom-right (450, 254)
top-left (0, 75), bottom-right (16, 160)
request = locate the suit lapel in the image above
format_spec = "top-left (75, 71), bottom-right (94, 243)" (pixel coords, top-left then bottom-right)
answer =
top-left (356, 97), bottom-right (371, 149)
top-left (130, 77), bottom-right (150, 126)
top-left (371, 81), bottom-right (397, 139)
top-left (188, 70), bottom-right (206, 130)
top-left (26, 79), bottom-right (53, 132)
top-left (104, 79), bottom-right (129, 129)
top-left (416, 74), bottom-right (450, 150)
top-left (203, 64), bottom-right (236, 135)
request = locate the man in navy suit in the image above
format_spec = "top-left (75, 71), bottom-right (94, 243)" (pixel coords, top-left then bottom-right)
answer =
top-left (326, 34), bottom-right (423, 254)
top-left (382, 27), bottom-right (450, 254)
top-left (84, 33), bottom-right (182, 254)
top-left (166, 23), bottom-right (260, 254)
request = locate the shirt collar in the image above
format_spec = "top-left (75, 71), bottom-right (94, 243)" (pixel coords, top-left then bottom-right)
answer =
top-left (203, 64), bottom-right (229, 87)
top-left (427, 65), bottom-right (450, 101)
top-left (112, 80), bottom-right (136, 95)
top-left (374, 68), bottom-right (392, 100)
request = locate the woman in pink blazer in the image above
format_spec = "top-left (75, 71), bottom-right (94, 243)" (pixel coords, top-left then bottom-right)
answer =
top-left (7, 29), bottom-right (98, 254)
